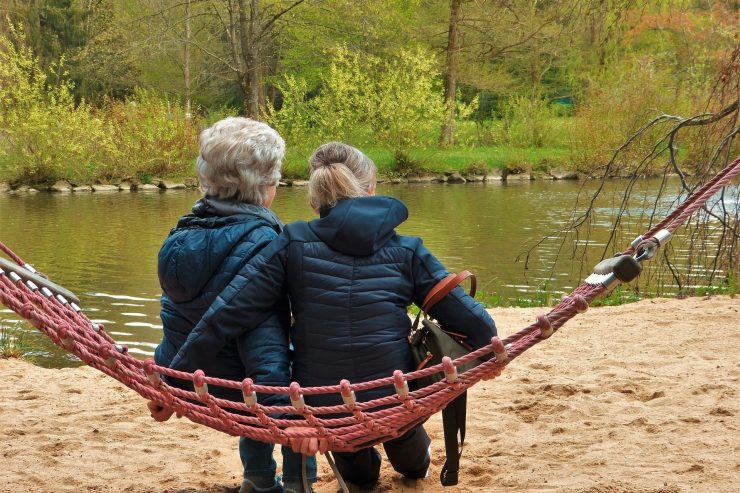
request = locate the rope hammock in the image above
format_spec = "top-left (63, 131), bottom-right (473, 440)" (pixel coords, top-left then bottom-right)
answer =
top-left (1, 157), bottom-right (738, 454)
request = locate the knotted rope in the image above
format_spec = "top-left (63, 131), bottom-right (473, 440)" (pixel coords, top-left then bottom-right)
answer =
top-left (1, 157), bottom-right (738, 452)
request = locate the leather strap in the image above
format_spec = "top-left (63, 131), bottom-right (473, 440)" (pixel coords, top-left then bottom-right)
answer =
top-left (421, 270), bottom-right (476, 313)
top-left (412, 270), bottom-right (477, 334)
top-left (440, 392), bottom-right (467, 486)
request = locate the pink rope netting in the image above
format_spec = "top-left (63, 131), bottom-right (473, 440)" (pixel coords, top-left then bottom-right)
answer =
top-left (0, 157), bottom-right (738, 452)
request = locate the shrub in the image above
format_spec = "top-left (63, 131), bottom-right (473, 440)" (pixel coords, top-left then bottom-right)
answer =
top-left (570, 56), bottom-right (697, 175)
top-left (0, 25), bottom-right (198, 184)
top-left (392, 150), bottom-right (424, 177)
top-left (501, 94), bottom-right (560, 148)
top-left (0, 322), bottom-right (34, 360)
top-left (0, 25), bottom-right (114, 184)
top-left (103, 88), bottom-right (199, 181)
top-left (270, 45), bottom-right (446, 157)
top-left (460, 162), bottom-right (490, 176)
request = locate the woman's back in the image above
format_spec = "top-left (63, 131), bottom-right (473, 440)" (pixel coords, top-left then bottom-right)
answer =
top-left (281, 196), bottom-right (494, 406)
top-left (285, 197), bottom-right (415, 401)
top-left (156, 199), bottom-right (289, 402)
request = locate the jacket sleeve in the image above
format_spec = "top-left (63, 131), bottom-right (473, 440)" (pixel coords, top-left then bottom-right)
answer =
top-left (169, 232), bottom-right (291, 373)
top-left (410, 238), bottom-right (497, 351)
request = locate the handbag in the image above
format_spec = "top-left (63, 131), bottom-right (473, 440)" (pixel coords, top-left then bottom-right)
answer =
top-left (409, 270), bottom-right (483, 388)
top-left (408, 270), bottom-right (484, 486)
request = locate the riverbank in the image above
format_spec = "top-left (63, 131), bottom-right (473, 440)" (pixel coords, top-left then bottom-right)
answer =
top-left (0, 167), bottom-right (582, 193)
top-left (1, 296), bottom-right (737, 493)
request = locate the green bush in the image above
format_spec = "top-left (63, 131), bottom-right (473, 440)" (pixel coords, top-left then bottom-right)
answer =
top-left (501, 94), bottom-right (561, 148)
top-left (269, 45), bottom-right (446, 156)
top-left (0, 26), bottom-right (198, 185)
top-left (0, 24), bottom-right (112, 183)
top-left (570, 56), bottom-right (697, 174)
top-left (104, 88), bottom-right (199, 181)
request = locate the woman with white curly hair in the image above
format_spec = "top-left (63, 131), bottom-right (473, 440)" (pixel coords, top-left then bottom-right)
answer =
top-left (150, 117), bottom-right (315, 493)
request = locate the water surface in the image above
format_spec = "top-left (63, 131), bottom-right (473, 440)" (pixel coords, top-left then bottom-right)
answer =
top-left (0, 179), bottom-right (732, 366)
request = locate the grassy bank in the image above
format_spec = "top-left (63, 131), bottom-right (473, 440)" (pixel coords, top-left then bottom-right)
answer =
top-left (282, 145), bottom-right (571, 179)
top-left (476, 277), bottom-right (738, 309)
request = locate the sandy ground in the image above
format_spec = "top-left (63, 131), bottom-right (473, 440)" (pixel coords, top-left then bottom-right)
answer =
top-left (1, 296), bottom-right (738, 493)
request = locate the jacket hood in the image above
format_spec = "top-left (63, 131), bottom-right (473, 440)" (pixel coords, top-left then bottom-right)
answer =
top-left (309, 196), bottom-right (408, 256)
top-left (159, 198), bottom-right (281, 302)
top-left (192, 196), bottom-right (284, 227)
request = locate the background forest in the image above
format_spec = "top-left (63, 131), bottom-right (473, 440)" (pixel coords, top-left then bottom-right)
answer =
top-left (0, 0), bottom-right (737, 184)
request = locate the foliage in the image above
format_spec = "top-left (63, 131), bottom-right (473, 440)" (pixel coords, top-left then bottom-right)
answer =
top-left (0, 25), bottom-right (197, 184)
top-left (0, 23), bottom-right (111, 183)
top-left (103, 88), bottom-right (199, 181)
top-left (269, 45), bottom-right (445, 174)
top-left (266, 76), bottom-right (319, 146)
top-left (71, 1), bottom-right (140, 100)
top-left (0, 322), bottom-right (34, 360)
top-left (1, 2), bottom-right (737, 182)
top-left (569, 56), bottom-right (694, 174)
top-left (590, 286), bottom-right (643, 307)
top-left (501, 94), bottom-right (561, 148)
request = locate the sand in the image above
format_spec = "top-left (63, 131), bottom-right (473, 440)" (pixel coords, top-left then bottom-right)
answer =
top-left (1, 296), bottom-right (738, 493)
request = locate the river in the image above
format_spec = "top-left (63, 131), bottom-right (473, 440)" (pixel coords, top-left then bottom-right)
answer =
top-left (0, 178), bottom-right (733, 366)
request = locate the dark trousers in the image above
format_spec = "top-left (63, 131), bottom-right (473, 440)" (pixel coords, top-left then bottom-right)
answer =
top-left (332, 425), bottom-right (431, 486)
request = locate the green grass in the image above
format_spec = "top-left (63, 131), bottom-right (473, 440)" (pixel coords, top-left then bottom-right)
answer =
top-left (589, 286), bottom-right (643, 307)
top-left (0, 322), bottom-right (35, 360)
top-left (407, 146), bottom-right (570, 174)
top-left (475, 278), bottom-right (737, 310)
top-left (282, 145), bottom-right (570, 179)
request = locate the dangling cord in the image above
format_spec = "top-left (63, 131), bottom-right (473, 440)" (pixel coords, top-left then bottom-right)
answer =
top-left (324, 452), bottom-right (350, 493)
top-left (301, 454), bottom-right (311, 493)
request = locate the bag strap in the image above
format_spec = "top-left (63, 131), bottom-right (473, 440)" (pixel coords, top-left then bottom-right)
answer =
top-left (421, 270), bottom-right (476, 313)
top-left (412, 271), bottom-right (476, 334)
top-left (440, 392), bottom-right (467, 486)
top-left (415, 271), bottom-right (476, 487)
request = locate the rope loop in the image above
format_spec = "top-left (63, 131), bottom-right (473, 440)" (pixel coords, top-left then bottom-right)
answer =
top-left (442, 356), bottom-right (459, 384)
top-left (143, 358), bottom-right (161, 386)
top-left (289, 382), bottom-right (306, 411)
top-left (241, 378), bottom-right (257, 408)
top-left (340, 379), bottom-right (356, 408)
top-left (98, 344), bottom-right (117, 368)
top-left (537, 314), bottom-right (553, 339)
top-left (572, 294), bottom-right (588, 313)
top-left (491, 336), bottom-right (509, 363)
top-left (193, 370), bottom-right (208, 400)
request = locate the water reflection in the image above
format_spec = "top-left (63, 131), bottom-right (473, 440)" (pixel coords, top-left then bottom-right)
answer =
top-left (0, 179), bottom-right (734, 367)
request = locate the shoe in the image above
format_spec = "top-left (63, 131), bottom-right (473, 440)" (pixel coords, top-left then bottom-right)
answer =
top-left (239, 478), bottom-right (284, 493)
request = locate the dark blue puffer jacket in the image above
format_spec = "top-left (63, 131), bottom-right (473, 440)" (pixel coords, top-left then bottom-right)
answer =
top-left (171, 196), bottom-right (496, 406)
top-left (155, 197), bottom-right (290, 405)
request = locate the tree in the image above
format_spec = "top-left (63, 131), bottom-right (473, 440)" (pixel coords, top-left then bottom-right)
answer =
top-left (423, 0), bottom-right (582, 145)
top-left (439, 0), bottom-right (463, 146)
top-left (205, 0), bottom-right (307, 118)
top-left (71, 0), bottom-right (140, 100)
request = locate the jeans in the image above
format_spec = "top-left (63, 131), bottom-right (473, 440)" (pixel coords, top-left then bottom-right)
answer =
top-left (239, 437), bottom-right (317, 484)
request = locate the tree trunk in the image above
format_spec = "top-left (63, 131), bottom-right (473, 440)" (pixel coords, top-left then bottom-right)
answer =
top-left (237, 0), bottom-right (263, 119)
top-left (184, 0), bottom-right (192, 124)
top-left (440, 0), bottom-right (463, 147)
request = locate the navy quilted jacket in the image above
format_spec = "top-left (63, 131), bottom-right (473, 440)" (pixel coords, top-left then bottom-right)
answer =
top-left (171, 196), bottom-right (496, 406)
top-left (155, 197), bottom-right (290, 405)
